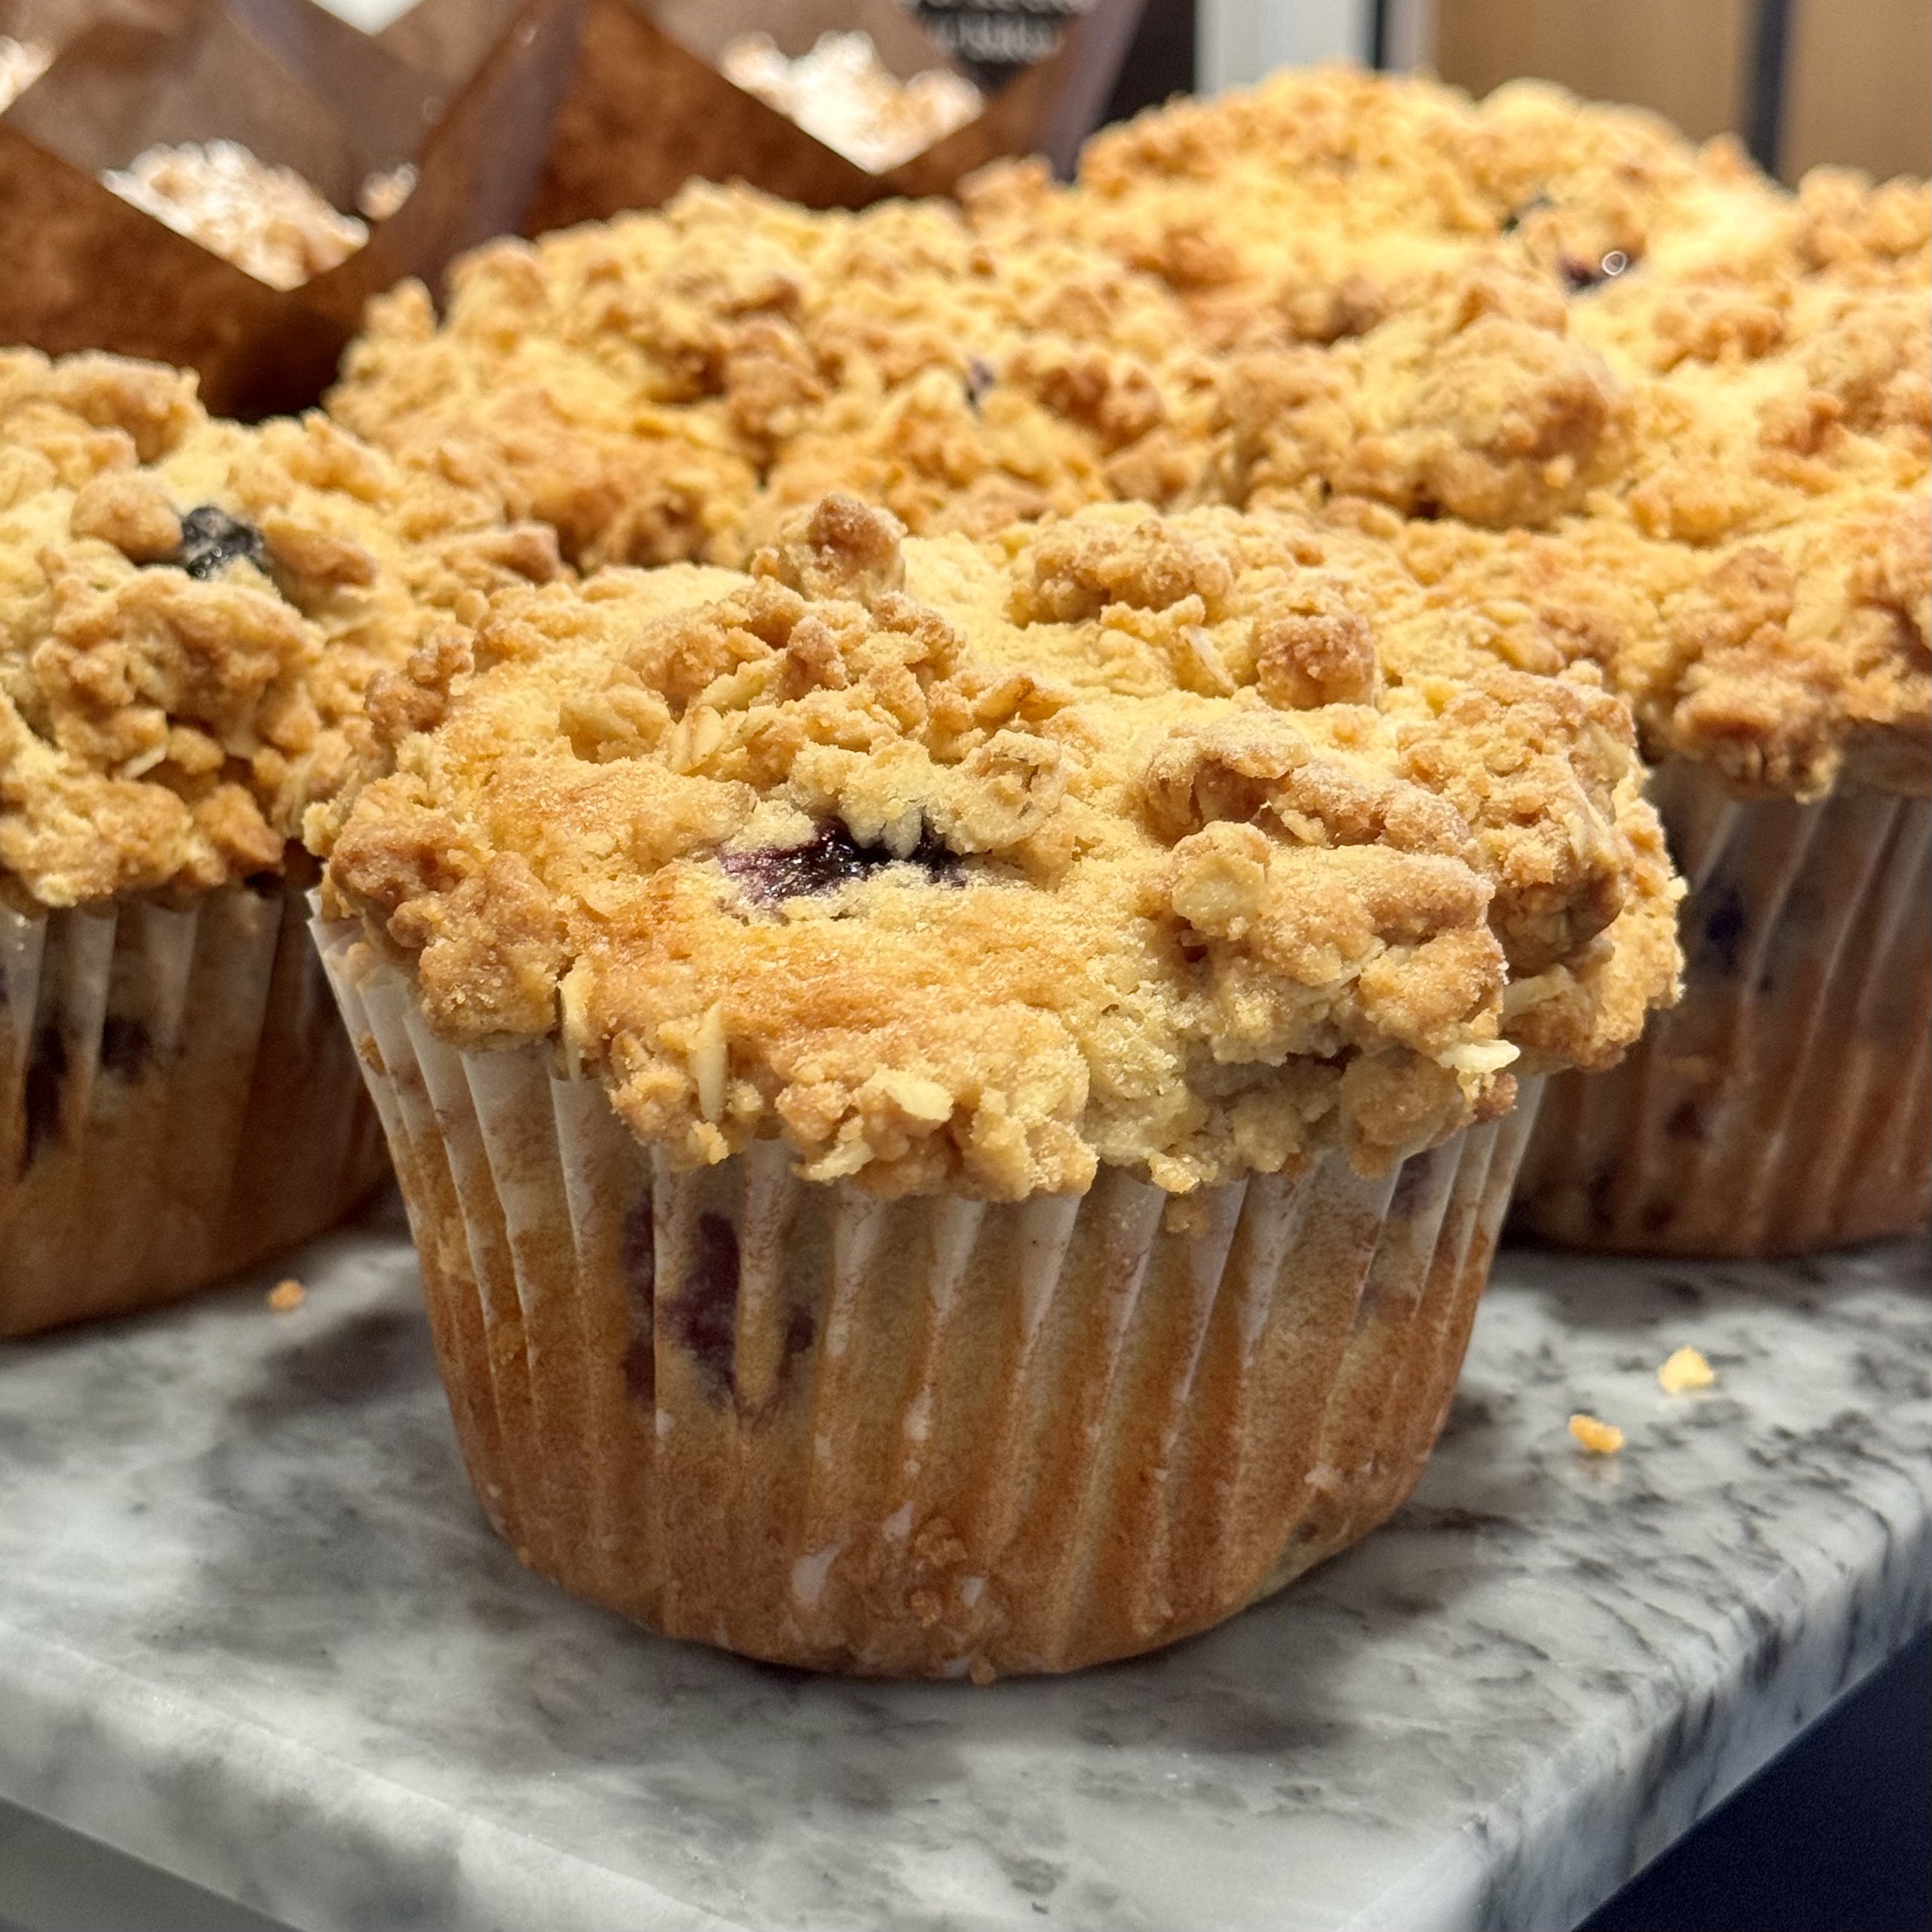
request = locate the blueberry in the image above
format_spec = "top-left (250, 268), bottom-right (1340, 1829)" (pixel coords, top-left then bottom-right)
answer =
top-left (719, 820), bottom-right (960, 909)
top-left (1697, 885), bottom-right (1750, 978)
top-left (97, 1014), bottom-right (154, 1081)
top-left (20, 1027), bottom-right (66, 1174)
top-left (667, 1212), bottom-right (739, 1403)
top-left (170, 505), bottom-right (269, 580)
top-left (963, 356), bottom-right (997, 411)
top-left (1559, 249), bottom-right (1634, 292)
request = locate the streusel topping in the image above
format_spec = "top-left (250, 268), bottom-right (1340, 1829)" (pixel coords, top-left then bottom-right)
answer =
top-left (0, 350), bottom-right (560, 909)
top-left (327, 73), bottom-right (1927, 802)
top-left (321, 496), bottom-right (1679, 1199)
top-left (327, 179), bottom-right (1215, 572)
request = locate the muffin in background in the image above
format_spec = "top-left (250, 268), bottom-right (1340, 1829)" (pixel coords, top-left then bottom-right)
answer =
top-left (966, 64), bottom-right (1929, 1258)
top-left (313, 493), bottom-right (1680, 1676)
top-left (0, 349), bottom-right (561, 1335)
top-left (1500, 494), bottom-right (1930, 1255)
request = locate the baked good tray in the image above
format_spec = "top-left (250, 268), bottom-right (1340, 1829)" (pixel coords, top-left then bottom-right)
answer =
top-left (0, 1195), bottom-right (1924, 1931)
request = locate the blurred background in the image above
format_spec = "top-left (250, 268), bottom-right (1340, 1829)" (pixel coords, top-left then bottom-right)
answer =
top-left (1174, 0), bottom-right (1930, 182)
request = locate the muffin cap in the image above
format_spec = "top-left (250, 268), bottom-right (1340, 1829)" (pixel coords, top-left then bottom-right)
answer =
top-left (327, 84), bottom-right (1925, 808)
top-left (321, 495), bottom-right (1680, 1200)
top-left (969, 68), bottom-right (1930, 803)
top-left (0, 349), bottom-right (564, 911)
top-left (969, 66), bottom-right (1928, 346)
top-left (327, 178), bottom-right (1216, 574)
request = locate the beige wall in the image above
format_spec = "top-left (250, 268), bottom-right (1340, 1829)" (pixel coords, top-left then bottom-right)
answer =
top-left (1435, 0), bottom-right (1930, 182)
top-left (1435, 0), bottom-right (1747, 142)
top-left (1783, 0), bottom-right (1930, 182)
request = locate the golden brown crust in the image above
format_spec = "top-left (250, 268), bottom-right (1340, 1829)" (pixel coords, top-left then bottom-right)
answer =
top-left (964, 69), bottom-right (1930, 800)
top-left (321, 496), bottom-right (1679, 1198)
top-left (1384, 496), bottom-right (1931, 800)
top-left (326, 181), bottom-right (1217, 575)
top-left (0, 349), bottom-right (560, 910)
top-left (328, 72), bottom-right (1927, 803)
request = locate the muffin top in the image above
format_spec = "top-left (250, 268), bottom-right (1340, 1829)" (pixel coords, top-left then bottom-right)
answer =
top-left (321, 495), bottom-right (1680, 1199)
top-left (327, 81), bottom-right (1927, 806)
top-left (327, 179), bottom-right (1215, 573)
top-left (966, 66), bottom-right (1930, 347)
top-left (1375, 492), bottom-right (1930, 800)
top-left (0, 349), bottom-right (562, 911)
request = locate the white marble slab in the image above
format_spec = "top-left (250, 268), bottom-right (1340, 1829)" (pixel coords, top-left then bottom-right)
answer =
top-left (0, 1198), bottom-right (1926, 1932)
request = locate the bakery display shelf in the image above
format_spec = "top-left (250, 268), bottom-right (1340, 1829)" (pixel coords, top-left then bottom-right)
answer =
top-left (0, 1193), bottom-right (1925, 1932)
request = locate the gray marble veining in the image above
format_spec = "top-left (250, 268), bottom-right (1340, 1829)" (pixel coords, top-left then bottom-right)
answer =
top-left (0, 1199), bottom-right (1926, 1932)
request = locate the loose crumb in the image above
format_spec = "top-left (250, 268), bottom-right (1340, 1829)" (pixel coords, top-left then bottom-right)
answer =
top-left (1657, 1345), bottom-right (1715, 1394)
top-left (1569, 1412), bottom-right (1625, 1455)
top-left (267, 1278), bottom-right (306, 1312)
top-left (968, 1657), bottom-right (997, 1686)
top-left (720, 31), bottom-right (981, 173)
top-left (102, 141), bottom-right (368, 289)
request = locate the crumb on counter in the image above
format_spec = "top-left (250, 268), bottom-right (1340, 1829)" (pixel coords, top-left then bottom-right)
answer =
top-left (1657, 1346), bottom-right (1715, 1394)
top-left (267, 1278), bottom-right (307, 1313)
top-left (1569, 1412), bottom-right (1624, 1455)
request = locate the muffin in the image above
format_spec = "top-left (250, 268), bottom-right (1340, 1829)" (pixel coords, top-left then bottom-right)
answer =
top-left (312, 493), bottom-right (1679, 1675)
top-left (326, 177), bottom-right (1218, 571)
top-left (971, 67), bottom-right (1930, 1256)
top-left (1496, 493), bottom-right (1930, 1254)
top-left (0, 349), bottom-right (561, 1335)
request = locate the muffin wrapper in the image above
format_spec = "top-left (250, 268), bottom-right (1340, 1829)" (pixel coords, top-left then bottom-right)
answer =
top-left (316, 918), bottom-right (1540, 1677)
top-left (0, 878), bottom-right (387, 1336)
top-left (1515, 766), bottom-right (1930, 1257)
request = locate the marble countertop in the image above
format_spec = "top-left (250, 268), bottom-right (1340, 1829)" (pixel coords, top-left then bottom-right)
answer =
top-left (0, 1198), bottom-right (1925, 1932)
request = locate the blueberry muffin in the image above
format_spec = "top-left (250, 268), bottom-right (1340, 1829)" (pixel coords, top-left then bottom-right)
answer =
top-left (1485, 492), bottom-right (1930, 1253)
top-left (326, 179), bottom-right (1217, 572)
top-left (974, 67), bottom-right (1930, 1255)
top-left (0, 348), bottom-right (560, 1335)
top-left (312, 493), bottom-right (1679, 1675)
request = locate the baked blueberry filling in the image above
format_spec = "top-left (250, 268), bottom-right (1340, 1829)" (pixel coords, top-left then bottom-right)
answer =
top-left (719, 821), bottom-right (960, 908)
top-left (1697, 884), bottom-right (1749, 977)
top-left (668, 1212), bottom-right (741, 1403)
top-left (20, 1028), bottom-right (65, 1173)
top-left (97, 1014), bottom-right (154, 1081)
top-left (620, 1196), bottom-right (656, 1403)
top-left (170, 505), bottom-right (269, 580)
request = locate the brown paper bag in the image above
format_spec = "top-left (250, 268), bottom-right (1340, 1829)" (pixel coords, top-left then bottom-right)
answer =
top-left (525, 0), bottom-right (1146, 234)
top-left (0, 0), bottom-right (582, 416)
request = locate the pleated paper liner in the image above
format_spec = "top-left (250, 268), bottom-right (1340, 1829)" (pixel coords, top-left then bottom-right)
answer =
top-left (524, 0), bottom-right (1146, 233)
top-left (1513, 763), bottom-right (1930, 1258)
top-left (0, 866), bottom-right (387, 1337)
top-left (315, 919), bottom-right (1540, 1678)
top-left (0, 0), bottom-right (579, 418)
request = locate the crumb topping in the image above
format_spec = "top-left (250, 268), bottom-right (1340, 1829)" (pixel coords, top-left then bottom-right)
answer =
top-left (321, 496), bottom-right (1679, 1199)
top-left (0, 349), bottom-right (560, 909)
top-left (327, 72), bottom-right (1927, 802)
top-left (327, 179), bottom-right (1216, 573)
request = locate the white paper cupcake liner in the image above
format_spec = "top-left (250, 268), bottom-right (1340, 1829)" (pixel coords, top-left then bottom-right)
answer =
top-left (1515, 765), bottom-right (1930, 1256)
top-left (0, 877), bottom-right (388, 1336)
top-left (315, 917), bottom-right (1540, 1677)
